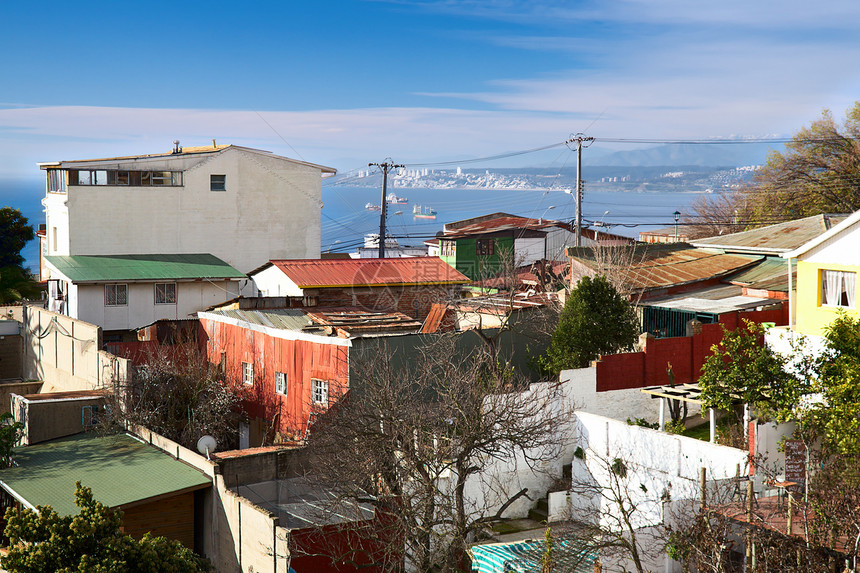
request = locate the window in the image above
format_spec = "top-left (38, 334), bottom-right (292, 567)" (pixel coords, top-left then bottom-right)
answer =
top-left (821, 270), bottom-right (856, 308)
top-left (154, 282), bottom-right (177, 304)
top-left (46, 169), bottom-right (67, 193)
top-left (476, 238), bottom-right (494, 256)
top-left (312, 379), bottom-right (329, 405)
top-left (210, 174), bottom-right (226, 191)
top-left (275, 372), bottom-right (287, 395)
top-left (242, 362), bottom-right (254, 385)
top-left (104, 284), bottom-right (127, 306)
top-left (441, 240), bottom-right (456, 257)
top-left (69, 169), bottom-right (182, 187)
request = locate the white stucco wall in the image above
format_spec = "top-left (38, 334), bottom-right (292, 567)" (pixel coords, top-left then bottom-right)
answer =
top-left (53, 147), bottom-right (325, 274)
top-left (42, 192), bottom-right (70, 280)
top-left (250, 265), bottom-right (303, 297)
top-left (561, 366), bottom-right (668, 425)
top-left (74, 280), bottom-right (240, 331)
top-left (800, 220), bottom-right (860, 265)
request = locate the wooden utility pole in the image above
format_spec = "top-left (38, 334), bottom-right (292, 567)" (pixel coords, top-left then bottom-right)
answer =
top-left (565, 134), bottom-right (594, 247)
top-left (369, 161), bottom-right (404, 258)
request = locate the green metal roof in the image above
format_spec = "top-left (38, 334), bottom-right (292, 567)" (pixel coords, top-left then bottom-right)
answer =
top-left (44, 253), bottom-right (246, 283)
top-left (0, 433), bottom-right (210, 515)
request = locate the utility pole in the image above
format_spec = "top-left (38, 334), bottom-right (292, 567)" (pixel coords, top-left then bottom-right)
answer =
top-left (565, 134), bottom-right (594, 247)
top-left (368, 160), bottom-right (404, 258)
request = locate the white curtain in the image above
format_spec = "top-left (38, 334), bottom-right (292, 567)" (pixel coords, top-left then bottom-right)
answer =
top-left (824, 270), bottom-right (841, 306)
top-left (844, 272), bottom-right (857, 308)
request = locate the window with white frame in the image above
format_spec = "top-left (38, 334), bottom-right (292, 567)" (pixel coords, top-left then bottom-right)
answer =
top-left (275, 372), bottom-right (287, 395)
top-left (104, 284), bottom-right (128, 306)
top-left (821, 270), bottom-right (857, 308)
top-left (242, 362), bottom-right (254, 385)
top-left (312, 378), bottom-right (329, 405)
top-left (154, 282), bottom-right (177, 304)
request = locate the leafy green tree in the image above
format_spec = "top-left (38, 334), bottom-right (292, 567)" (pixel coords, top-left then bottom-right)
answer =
top-left (0, 207), bottom-right (34, 268)
top-left (810, 312), bottom-right (860, 455)
top-left (0, 412), bottom-right (24, 469)
top-left (539, 275), bottom-right (638, 373)
top-left (698, 320), bottom-right (805, 422)
top-left (0, 207), bottom-right (39, 303)
top-left (2, 482), bottom-right (210, 573)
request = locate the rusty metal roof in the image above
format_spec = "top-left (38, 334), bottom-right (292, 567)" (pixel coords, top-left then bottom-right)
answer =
top-left (441, 212), bottom-right (632, 242)
top-left (568, 244), bottom-right (761, 292)
top-left (204, 306), bottom-right (421, 338)
top-left (690, 213), bottom-right (849, 254)
top-left (727, 258), bottom-right (792, 291)
top-left (259, 258), bottom-right (470, 288)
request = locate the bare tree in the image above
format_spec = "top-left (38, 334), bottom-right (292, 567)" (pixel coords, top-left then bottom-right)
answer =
top-left (102, 344), bottom-right (242, 450)
top-left (303, 337), bottom-right (570, 572)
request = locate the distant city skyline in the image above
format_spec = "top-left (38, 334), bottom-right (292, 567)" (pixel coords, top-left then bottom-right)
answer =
top-left (2, 1), bottom-right (860, 178)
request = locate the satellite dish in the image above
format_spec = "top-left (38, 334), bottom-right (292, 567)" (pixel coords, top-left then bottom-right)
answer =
top-left (196, 435), bottom-right (217, 460)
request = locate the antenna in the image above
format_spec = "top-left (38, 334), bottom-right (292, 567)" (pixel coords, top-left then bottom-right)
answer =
top-left (196, 435), bottom-right (217, 460)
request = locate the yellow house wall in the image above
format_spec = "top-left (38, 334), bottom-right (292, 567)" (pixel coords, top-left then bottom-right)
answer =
top-left (795, 260), bottom-right (860, 336)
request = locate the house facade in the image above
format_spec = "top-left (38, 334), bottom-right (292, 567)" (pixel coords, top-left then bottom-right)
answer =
top-left (44, 253), bottom-right (245, 333)
top-left (438, 213), bottom-right (631, 280)
top-left (39, 143), bottom-right (336, 278)
top-left (782, 210), bottom-right (860, 337)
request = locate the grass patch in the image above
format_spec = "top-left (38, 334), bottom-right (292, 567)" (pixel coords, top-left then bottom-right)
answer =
top-left (682, 422), bottom-right (711, 442)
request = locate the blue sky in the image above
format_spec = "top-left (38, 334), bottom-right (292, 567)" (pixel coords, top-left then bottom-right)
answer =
top-left (2, 0), bottom-right (860, 177)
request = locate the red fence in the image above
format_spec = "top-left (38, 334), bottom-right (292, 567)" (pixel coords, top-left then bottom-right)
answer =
top-left (596, 305), bottom-right (788, 392)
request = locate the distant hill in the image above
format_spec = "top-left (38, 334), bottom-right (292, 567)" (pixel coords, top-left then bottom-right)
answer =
top-left (585, 142), bottom-right (781, 167)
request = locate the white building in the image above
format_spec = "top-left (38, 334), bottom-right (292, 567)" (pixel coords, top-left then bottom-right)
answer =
top-left (39, 143), bottom-right (336, 280)
top-left (43, 253), bottom-right (246, 333)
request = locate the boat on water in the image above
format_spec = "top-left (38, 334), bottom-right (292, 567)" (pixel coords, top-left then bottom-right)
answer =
top-left (386, 193), bottom-right (408, 204)
top-left (413, 204), bottom-right (437, 219)
top-left (365, 203), bottom-right (381, 211)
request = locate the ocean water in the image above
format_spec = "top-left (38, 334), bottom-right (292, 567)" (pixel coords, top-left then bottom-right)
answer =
top-left (0, 178), bottom-right (707, 272)
top-left (321, 184), bottom-right (705, 253)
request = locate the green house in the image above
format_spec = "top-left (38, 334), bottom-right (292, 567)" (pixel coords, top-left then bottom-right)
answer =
top-left (437, 214), bottom-right (560, 280)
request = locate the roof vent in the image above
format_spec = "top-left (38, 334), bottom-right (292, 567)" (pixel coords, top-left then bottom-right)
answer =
top-left (172, 140), bottom-right (182, 154)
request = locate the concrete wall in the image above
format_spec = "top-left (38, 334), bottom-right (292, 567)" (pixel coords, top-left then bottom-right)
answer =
top-left (131, 426), bottom-right (291, 573)
top-left (22, 306), bottom-right (130, 392)
top-left (0, 380), bottom-right (41, 412)
top-left (0, 333), bottom-right (22, 379)
top-left (54, 147), bottom-right (324, 274)
top-left (73, 280), bottom-right (240, 332)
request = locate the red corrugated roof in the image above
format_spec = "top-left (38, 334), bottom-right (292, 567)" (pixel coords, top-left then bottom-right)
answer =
top-left (265, 257), bottom-right (470, 288)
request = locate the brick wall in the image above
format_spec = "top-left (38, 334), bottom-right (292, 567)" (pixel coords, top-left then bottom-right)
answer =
top-left (596, 305), bottom-right (789, 392)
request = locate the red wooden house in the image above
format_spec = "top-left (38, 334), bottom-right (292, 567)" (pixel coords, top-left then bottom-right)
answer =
top-left (198, 307), bottom-right (423, 446)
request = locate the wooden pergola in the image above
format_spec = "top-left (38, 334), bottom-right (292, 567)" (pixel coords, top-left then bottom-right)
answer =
top-left (640, 383), bottom-right (749, 443)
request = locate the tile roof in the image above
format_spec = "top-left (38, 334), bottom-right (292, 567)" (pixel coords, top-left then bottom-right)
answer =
top-left (690, 213), bottom-right (850, 254)
top-left (44, 253), bottom-right (245, 282)
top-left (0, 433), bottom-right (210, 515)
top-left (259, 257), bottom-right (470, 288)
top-left (567, 244), bottom-right (761, 292)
